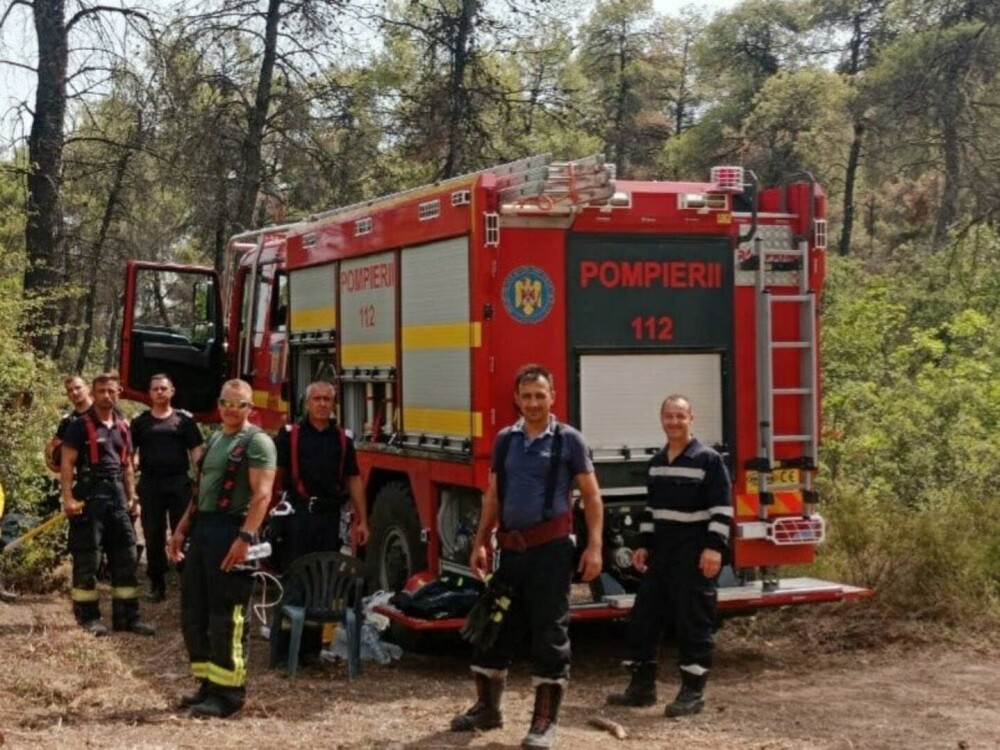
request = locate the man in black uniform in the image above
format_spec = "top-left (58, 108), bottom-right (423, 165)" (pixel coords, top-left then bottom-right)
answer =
top-left (272, 380), bottom-right (369, 571)
top-left (45, 375), bottom-right (93, 474)
top-left (59, 372), bottom-right (155, 637)
top-left (606, 394), bottom-right (732, 717)
top-left (451, 364), bottom-right (603, 750)
top-left (131, 373), bottom-right (205, 602)
top-left (169, 379), bottom-right (277, 719)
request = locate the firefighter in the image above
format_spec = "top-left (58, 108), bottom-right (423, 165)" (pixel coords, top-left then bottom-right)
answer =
top-left (271, 380), bottom-right (369, 571)
top-left (45, 375), bottom-right (93, 473)
top-left (59, 372), bottom-right (155, 637)
top-left (168, 379), bottom-right (276, 719)
top-left (451, 363), bottom-right (603, 750)
top-left (606, 394), bottom-right (732, 717)
top-left (130, 373), bottom-right (205, 602)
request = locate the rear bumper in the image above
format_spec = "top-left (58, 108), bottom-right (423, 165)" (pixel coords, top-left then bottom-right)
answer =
top-left (373, 576), bottom-right (874, 632)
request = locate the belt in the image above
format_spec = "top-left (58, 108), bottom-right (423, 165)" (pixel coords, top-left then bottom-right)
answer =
top-left (293, 496), bottom-right (341, 514)
top-left (497, 512), bottom-right (572, 552)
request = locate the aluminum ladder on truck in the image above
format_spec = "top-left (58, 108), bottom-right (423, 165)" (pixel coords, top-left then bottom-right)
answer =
top-left (751, 235), bottom-right (826, 557)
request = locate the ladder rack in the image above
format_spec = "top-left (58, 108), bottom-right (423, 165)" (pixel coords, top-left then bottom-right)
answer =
top-left (753, 237), bottom-right (819, 520)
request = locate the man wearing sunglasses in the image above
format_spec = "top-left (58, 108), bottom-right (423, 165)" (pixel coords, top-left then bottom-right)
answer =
top-left (169, 379), bottom-right (277, 719)
top-left (131, 373), bottom-right (205, 603)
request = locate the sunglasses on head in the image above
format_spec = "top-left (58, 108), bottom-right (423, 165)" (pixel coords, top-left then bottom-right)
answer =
top-left (218, 398), bottom-right (252, 409)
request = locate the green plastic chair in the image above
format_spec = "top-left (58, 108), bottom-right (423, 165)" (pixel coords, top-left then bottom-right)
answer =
top-left (269, 551), bottom-right (366, 679)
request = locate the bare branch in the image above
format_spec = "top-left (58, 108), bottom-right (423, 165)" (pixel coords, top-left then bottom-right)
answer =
top-left (66, 6), bottom-right (151, 34)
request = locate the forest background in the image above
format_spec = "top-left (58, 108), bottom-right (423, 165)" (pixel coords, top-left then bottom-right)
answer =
top-left (0, 0), bottom-right (998, 626)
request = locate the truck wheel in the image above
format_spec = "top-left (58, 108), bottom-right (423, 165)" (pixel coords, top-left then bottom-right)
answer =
top-left (370, 481), bottom-right (427, 593)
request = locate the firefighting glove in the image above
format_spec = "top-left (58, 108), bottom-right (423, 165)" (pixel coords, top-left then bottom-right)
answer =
top-left (459, 578), bottom-right (513, 651)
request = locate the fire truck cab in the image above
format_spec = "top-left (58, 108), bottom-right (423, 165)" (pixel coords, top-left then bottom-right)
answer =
top-left (118, 154), bottom-right (871, 625)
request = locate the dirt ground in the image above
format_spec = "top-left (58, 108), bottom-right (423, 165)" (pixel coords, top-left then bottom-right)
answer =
top-left (1, 578), bottom-right (998, 750)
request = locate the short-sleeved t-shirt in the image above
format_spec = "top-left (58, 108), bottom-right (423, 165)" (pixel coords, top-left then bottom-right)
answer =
top-left (491, 417), bottom-right (593, 531)
top-left (196, 428), bottom-right (277, 515)
top-left (131, 409), bottom-right (204, 477)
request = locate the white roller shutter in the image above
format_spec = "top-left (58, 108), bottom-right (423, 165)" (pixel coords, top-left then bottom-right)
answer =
top-left (579, 353), bottom-right (724, 456)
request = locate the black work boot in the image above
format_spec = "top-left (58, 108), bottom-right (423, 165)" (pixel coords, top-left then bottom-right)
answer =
top-left (521, 682), bottom-right (563, 749)
top-left (665, 672), bottom-right (707, 717)
top-left (81, 619), bottom-right (109, 637)
top-left (606, 661), bottom-right (657, 707)
top-left (147, 578), bottom-right (166, 603)
top-left (179, 680), bottom-right (211, 709)
top-left (450, 671), bottom-right (505, 731)
top-left (112, 598), bottom-right (156, 636)
top-left (191, 686), bottom-right (244, 719)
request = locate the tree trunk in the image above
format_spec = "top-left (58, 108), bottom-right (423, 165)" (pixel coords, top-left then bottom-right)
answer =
top-left (103, 297), bottom-right (120, 373)
top-left (612, 23), bottom-right (630, 177)
top-left (24, 0), bottom-right (69, 354)
top-left (75, 129), bottom-right (135, 373)
top-left (442, 0), bottom-right (478, 178)
top-left (934, 94), bottom-right (962, 246)
top-left (233, 0), bottom-right (282, 233)
top-left (838, 118), bottom-right (864, 256)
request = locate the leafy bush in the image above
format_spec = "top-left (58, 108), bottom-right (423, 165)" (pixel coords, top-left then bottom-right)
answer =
top-left (816, 228), bottom-right (1000, 624)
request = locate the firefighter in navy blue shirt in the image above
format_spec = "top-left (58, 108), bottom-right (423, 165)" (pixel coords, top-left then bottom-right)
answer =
top-left (606, 394), bottom-right (732, 717)
top-left (59, 372), bottom-right (155, 637)
top-left (272, 380), bottom-right (369, 571)
top-left (451, 363), bottom-right (603, 750)
top-left (131, 373), bottom-right (205, 602)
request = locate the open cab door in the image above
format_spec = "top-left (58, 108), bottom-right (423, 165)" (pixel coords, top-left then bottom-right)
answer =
top-left (119, 261), bottom-right (226, 420)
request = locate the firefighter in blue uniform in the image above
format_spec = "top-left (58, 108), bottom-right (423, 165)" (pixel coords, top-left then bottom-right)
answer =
top-left (272, 380), bottom-right (369, 571)
top-left (59, 372), bottom-right (155, 637)
top-left (606, 394), bottom-right (732, 716)
top-left (169, 379), bottom-right (277, 719)
top-left (451, 364), bottom-right (604, 750)
top-left (130, 373), bottom-right (205, 602)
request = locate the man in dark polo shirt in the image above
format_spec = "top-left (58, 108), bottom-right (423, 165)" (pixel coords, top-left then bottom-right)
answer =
top-left (272, 380), bottom-right (370, 570)
top-left (606, 394), bottom-right (732, 717)
top-left (451, 363), bottom-right (603, 750)
top-left (131, 373), bottom-right (205, 602)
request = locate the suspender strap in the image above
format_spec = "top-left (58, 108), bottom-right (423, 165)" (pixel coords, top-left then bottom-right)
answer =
top-left (542, 424), bottom-right (563, 521)
top-left (217, 427), bottom-right (261, 511)
top-left (290, 424), bottom-right (309, 498)
top-left (495, 428), bottom-right (515, 528)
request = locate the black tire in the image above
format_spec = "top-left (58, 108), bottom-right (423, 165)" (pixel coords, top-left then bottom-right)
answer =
top-left (369, 481), bottom-right (427, 593)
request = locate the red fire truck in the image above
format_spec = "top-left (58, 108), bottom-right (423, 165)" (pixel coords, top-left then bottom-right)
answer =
top-left (118, 154), bottom-right (871, 628)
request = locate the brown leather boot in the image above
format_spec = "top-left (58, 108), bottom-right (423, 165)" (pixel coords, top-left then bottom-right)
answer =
top-left (450, 671), bottom-right (505, 731)
top-left (521, 682), bottom-right (563, 749)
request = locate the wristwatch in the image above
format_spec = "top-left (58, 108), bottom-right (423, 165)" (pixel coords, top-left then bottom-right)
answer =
top-left (237, 530), bottom-right (256, 544)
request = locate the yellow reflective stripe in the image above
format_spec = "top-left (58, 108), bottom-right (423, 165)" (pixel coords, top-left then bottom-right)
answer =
top-left (111, 586), bottom-right (138, 600)
top-left (206, 605), bottom-right (247, 688)
top-left (71, 587), bottom-right (99, 602)
top-left (290, 306), bottom-right (337, 331)
top-left (401, 322), bottom-right (481, 349)
top-left (252, 390), bottom-right (270, 408)
top-left (191, 662), bottom-right (210, 680)
top-left (341, 342), bottom-right (396, 367)
top-left (403, 407), bottom-right (482, 437)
